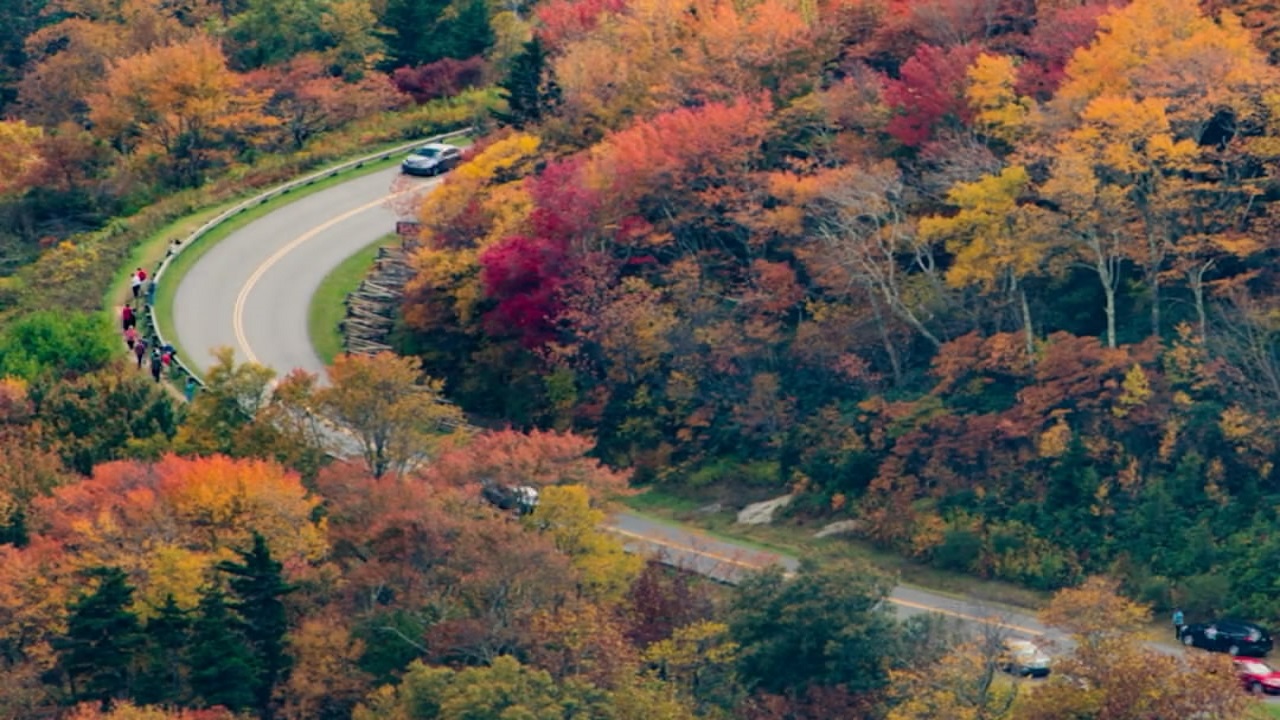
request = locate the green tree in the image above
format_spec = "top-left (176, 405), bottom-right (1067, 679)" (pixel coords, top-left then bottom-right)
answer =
top-left (440, 0), bottom-right (495, 61)
top-left (173, 346), bottom-right (276, 455)
top-left (377, 0), bottom-right (452, 69)
top-left (187, 585), bottom-right (258, 712)
top-left (218, 533), bottom-right (296, 717)
top-left (493, 38), bottom-right (560, 129)
top-left (727, 559), bottom-right (899, 696)
top-left (354, 655), bottom-right (612, 719)
top-left (34, 365), bottom-right (179, 474)
top-left (0, 310), bottom-right (116, 382)
top-left (58, 567), bottom-right (145, 707)
top-left (136, 594), bottom-right (191, 706)
top-left (226, 0), bottom-right (330, 70)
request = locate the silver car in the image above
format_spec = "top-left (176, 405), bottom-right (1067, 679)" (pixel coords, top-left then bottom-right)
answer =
top-left (402, 143), bottom-right (463, 176)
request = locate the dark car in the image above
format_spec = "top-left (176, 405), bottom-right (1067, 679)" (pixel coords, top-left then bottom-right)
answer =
top-left (481, 482), bottom-right (539, 515)
top-left (401, 143), bottom-right (463, 176)
top-left (1233, 657), bottom-right (1280, 694)
top-left (1180, 620), bottom-right (1273, 657)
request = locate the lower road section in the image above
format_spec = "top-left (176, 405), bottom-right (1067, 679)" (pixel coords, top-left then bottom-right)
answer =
top-left (610, 512), bottom-right (1056, 642)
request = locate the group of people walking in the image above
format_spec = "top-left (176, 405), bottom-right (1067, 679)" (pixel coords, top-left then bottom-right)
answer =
top-left (121, 267), bottom-right (175, 384)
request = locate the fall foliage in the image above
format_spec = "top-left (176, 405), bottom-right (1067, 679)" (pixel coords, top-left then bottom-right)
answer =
top-left (9, 0), bottom-right (1280, 715)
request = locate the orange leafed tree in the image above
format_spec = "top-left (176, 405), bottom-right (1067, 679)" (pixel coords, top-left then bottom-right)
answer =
top-left (32, 454), bottom-right (325, 612)
top-left (87, 36), bottom-right (275, 187)
top-left (424, 428), bottom-right (631, 499)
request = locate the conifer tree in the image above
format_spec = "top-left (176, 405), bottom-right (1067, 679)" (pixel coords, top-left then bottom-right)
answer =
top-left (136, 594), bottom-right (191, 706)
top-left (187, 585), bottom-right (257, 712)
top-left (493, 38), bottom-right (560, 129)
top-left (218, 532), bottom-right (296, 718)
top-left (58, 566), bottom-right (144, 707)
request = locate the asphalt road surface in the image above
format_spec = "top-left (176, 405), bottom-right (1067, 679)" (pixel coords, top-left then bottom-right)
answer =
top-left (172, 159), bottom-right (1274, 698)
top-left (173, 166), bottom-right (438, 378)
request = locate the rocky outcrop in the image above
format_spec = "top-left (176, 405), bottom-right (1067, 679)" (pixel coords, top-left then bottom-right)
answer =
top-left (736, 495), bottom-right (793, 525)
top-left (813, 519), bottom-right (860, 539)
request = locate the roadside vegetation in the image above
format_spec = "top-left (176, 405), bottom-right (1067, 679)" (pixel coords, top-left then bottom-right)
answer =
top-left (310, 234), bottom-right (399, 365)
top-left (387, 0), bottom-right (1280, 636)
top-left (0, 0), bottom-right (1279, 717)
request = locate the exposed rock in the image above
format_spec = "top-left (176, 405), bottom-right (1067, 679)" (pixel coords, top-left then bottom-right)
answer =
top-left (736, 495), bottom-right (793, 525)
top-left (814, 519), bottom-right (860, 539)
top-left (696, 502), bottom-right (724, 514)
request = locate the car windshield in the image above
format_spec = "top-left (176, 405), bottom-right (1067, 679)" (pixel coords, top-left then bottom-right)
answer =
top-left (413, 147), bottom-right (441, 158)
top-left (1241, 661), bottom-right (1272, 674)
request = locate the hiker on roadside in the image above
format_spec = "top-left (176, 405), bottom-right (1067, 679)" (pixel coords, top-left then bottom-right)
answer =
top-left (124, 326), bottom-right (138, 351)
top-left (121, 304), bottom-right (135, 332)
top-left (130, 271), bottom-right (143, 299)
top-left (146, 278), bottom-right (157, 307)
top-left (149, 348), bottom-right (163, 382)
top-left (134, 337), bottom-right (148, 368)
top-left (1173, 607), bottom-right (1185, 639)
top-left (184, 376), bottom-right (197, 402)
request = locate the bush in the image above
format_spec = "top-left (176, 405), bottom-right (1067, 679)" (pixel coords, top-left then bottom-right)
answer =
top-left (0, 310), bottom-right (116, 381)
top-left (392, 56), bottom-right (488, 104)
top-left (934, 527), bottom-right (983, 573)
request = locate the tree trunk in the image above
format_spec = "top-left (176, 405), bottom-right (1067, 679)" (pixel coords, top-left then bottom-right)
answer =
top-left (868, 292), bottom-right (903, 386)
top-left (1104, 284), bottom-right (1117, 349)
top-left (1017, 280), bottom-right (1035, 362)
top-left (1189, 259), bottom-right (1214, 343)
top-left (1150, 271), bottom-right (1161, 340)
top-left (1090, 233), bottom-right (1119, 349)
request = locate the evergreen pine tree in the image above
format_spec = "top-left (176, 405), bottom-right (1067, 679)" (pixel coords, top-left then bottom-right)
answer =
top-left (441, 0), bottom-right (494, 61)
top-left (187, 585), bottom-right (257, 712)
top-left (218, 532), bottom-right (296, 718)
top-left (58, 566), bottom-right (144, 707)
top-left (493, 38), bottom-right (560, 129)
top-left (377, 0), bottom-right (451, 69)
top-left (136, 594), bottom-right (192, 706)
top-left (0, 505), bottom-right (27, 547)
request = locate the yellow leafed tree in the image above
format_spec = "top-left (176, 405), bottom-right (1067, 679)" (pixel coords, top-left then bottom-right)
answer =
top-left (526, 485), bottom-right (642, 603)
top-left (919, 165), bottom-right (1044, 357)
top-left (87, 36), bottom-right (275, 187)
top-left (0, 121), bottom-right (43, 197)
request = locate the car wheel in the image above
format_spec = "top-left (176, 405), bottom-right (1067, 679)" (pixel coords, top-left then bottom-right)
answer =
top-left (1251, 681), bottom-right (1262, 694)
top-left (1182, 633), bottom-right (1195, 647)
top-left (1229, 644), bottom-right (1241, 656)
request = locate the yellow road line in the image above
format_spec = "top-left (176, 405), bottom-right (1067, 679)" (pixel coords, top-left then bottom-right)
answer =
top-left (233, 195), bottom-right (393, 364)
top-left (233, 179), bottom-right (435, 364)
top-left (607, 524), bottom-right (1044, 636)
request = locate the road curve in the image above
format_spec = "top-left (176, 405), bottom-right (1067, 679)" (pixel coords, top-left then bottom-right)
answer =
top-left (169, 158), bottom-right (1196, 658)
top-left (173, 167), bottom-right (435, 377)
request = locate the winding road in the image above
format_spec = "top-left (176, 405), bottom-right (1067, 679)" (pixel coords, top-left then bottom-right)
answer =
top-left (170, 156), bottom-right (1070, 648)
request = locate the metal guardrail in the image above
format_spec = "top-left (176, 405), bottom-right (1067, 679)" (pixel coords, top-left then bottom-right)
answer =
top-left (138, 127), bottom-right (473, 394)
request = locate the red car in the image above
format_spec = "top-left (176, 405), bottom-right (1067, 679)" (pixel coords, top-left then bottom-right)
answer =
top-left (1233, 657), bottom-right (1280, 694)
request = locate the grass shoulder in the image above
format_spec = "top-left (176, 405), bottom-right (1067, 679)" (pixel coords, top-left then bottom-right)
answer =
top-left (623, 487), bottom-right (1051, 612)
top-left (309, 234), bottom-right (399, 365)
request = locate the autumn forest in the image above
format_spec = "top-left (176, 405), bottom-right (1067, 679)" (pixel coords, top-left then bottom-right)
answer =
top-left (2, 0), bottom-right (1280, 715)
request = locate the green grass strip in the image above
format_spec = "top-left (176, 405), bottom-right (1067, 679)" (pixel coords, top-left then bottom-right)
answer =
top-left (151, 154), bottom-right (405, 379)
top-left (309, 234), bottom-right (399, 365)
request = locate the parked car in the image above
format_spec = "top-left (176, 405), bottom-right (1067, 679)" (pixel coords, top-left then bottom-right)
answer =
top-left (1234, 657), bottom-right (1280, 694)
top-left (401, 143), bottom-right (463, 176)
top-left (481, 482), bottom-right (539, 515)
top-left (1180, 620), bottom-right (1273, 657)
top-left (999, 639), bottom-right (1052, 678)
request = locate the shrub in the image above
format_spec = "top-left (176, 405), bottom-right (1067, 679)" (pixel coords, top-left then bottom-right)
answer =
top-left (392, 56), bottom-right (488, 104)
